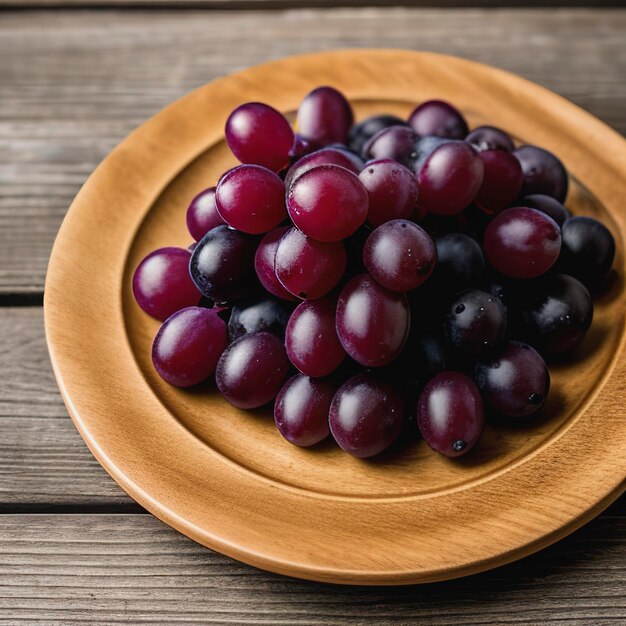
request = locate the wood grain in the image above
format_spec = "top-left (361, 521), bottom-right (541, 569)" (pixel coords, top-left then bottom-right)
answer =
top-left (1, 8), bottom-right (626, 295)
top-left (0, 509), bottom-right (624, 625)
top-left (0, 308), bottom-right (134, 507)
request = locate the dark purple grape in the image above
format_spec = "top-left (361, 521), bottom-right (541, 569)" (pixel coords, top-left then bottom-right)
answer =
top-left (433, 233), bottom-right (485, 291)
top-left (296, 86), bottom-right (353, 147)
top-left (415, 141), bottom-right (484, 215)
top-left (152, 307), bottom-right (228, 387)
top-left (517, 274), bottom-right (593, 355)
top-left (484, 207), bottom-right (561, 279)
top-left (336, 274), bottom-right (410, 367)
top-left (225, 102), bottom-right (294, 173)
top-left (363, 219), bottom-right (435, 292)
top-left (359, 159), bottom-right (419, 227)
top-left (513, 145), bottom-right (568, 202)
top-left (465, 125), bottom-right (515, 152)
top-left (228, 297), bottom-right (292, 341)
top-left (408, 100), bottom-right (468, 139)
top-left (254, 227), bottom-right (297, 301)
top-left (348, 114), bottom-right (407, 155)
top-left (215, 331), bottom-right (290, 409)
top-left (274, 227), bottom-right (347, 300)
top-left (443, 289), bottom-right (507, 356)
top-left (329, 374), bottom-right (405, 458)
top-left (417, 372), bottom-right (484, 457)
top-left (133, 247), bottom-right (201, 321)
top-left (362, 125), bottom-right (417, 165)
top-left (274, 374), bottom-right (334, 447)
top-left (189, 225), bottom-right (258, 302)
top-left (521, 194), bottom-right (570, 226)
top-left (474, 149), bottom-right (523, 214)
top-left (284, 147), bottom-right (362, 188)
top-left (186, 187), bottom-right (225, 241)
top-left (475, 341), bottom-right (550, 417)
top-left (559, 216), bottom-right (615, 287)
top-left (215, 164), bottom-right (286, 234)
top-left (285, 296), bottom-right (345, 377)
top-left (287, 164), bottom-right (368, 242)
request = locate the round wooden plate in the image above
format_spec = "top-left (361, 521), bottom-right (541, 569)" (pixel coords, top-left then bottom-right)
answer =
top-left (45, 50), bottom-right (626, 585)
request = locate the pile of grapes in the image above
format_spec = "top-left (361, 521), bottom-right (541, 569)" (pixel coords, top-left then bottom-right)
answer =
top-left (133, 86), bottom-right (616, 460)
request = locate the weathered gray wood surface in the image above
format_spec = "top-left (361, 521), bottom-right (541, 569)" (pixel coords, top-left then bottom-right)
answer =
top-left (0, 510), bottom-right (625, 625)
top-left (1, 6), bottom-right (625, 624)
top-left (1, 8), bottom-right (626, 295)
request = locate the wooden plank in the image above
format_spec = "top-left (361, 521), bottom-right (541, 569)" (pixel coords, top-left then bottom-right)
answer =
top-left (1, 8), bottom-right (626, 296)
top-left (0, 510), bottom-right (624, 625)
top-left (0, 308), bottom-right (134, 507)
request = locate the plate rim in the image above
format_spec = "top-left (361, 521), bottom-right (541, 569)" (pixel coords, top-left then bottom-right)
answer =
top-left (44, 49), bottom-right (626, 585)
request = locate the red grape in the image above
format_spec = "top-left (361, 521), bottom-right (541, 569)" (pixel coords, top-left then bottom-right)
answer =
top-left (465, 125), bottom-right (514, 152)
top-left (329, 374), bottom-right (405, 458)
top-left (274, 374), bottom-right (334, 447)
top-left (254, 227), bottom-right (297, 301)
top-left (348, 114), bottom-right (407, 155)
top-left (186, 187), bottom-right (224, 241)
top-left (225, 102), bottom-right (294, 172)
top-left (133, 247), bottom-right (201, 321)
top-left (408, 100), bottom-right (468, 139)
top-left (215, 331), bottom-right (290, 409)
top-left (474, 149), bottom-right (523, 214)
top-left (215, 164), bottom-right (286, 234)
top-left (336, 274), bottom-right (410, 367)
top-left (417, 372), bottom-right (484, 457)
top-left (274, 227), bottom-right (347, 299)
top-left (362, 125), bottom-right (417, 165)
top-left (284, 147), bottom-right (362, 189)
top-left (484, 207), bottom-right (561, 279)
top-left (359, 159), bottom-right (419, 227)
top-left (287, 164), bottom-right (368, 242)
top-left (363, 219), bottom-right (435, 292)
top-left (152, 307), bottom-right (228, 387)
top-left (296, 86), bottom-right (353, 147)
top-left (285, 296), bottom-right (345, 377)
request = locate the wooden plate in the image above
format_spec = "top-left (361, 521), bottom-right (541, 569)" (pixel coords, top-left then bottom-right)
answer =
top-left (45, 50), bottom-right (626, 585)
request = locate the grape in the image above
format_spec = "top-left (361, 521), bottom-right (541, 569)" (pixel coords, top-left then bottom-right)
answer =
top-left (408, 100), bottom-right (468, 139)
top-left (152, 307), bottom-right (228, 387)
top-left (225, 102), bottom-right (294, 172)
top-left (296, 86), bottom-right (353, 147)
top-left (433, 233), bottom-right (485, 291)
top-left (363, 219), bottom-right (435, 291)
top-left (215, 331), bottom-right (290, 409)
top-left (484, 207), bottom-right (561, 279)
top-left (362, 125), bottom-right (417, 165)
top-left (133, 247), bottom-right (201, 321)
top-left (215, 165), bottom-right (286, 234)
top-left (442, 289), bottom-right (507, 356)
top-left (228, 297), bottom-right (292, 341)
top-left (521, 194), bottom-right (570, 226)
top-left (329, 374), bottom-right (405, 458)
top-left (559, 216), bottom-right (615, 287)
top-left (287, 164), bottom-right (368, 242)
top-left (254, 227), bottom-right (297, 301)
top-left (417, 372), bottom-right (484, 457)
top-left (186, 187), bottom-right (224, 241)
top-left (412, 136), bottom-right (451, 172)
top-left (474, 149), bottom-right (523, 214)
top-left (274, 374), bottom-right (334, 447)
top-left (284, 147), bottom-right (362, 189)
top-left (475, 341), bottom-right (550, 417)
top-left (189, 225), bottom-right (258, 302)
top-left (414, 141), bottom-right (484, 215)
top-left (285, 296), bottom-right (345, 377)
top-left (336, 274), bottom-right (410, 367)
top-left (358, 159), bottom-right (419, 227)
top-left (465, 125), bottom-right (515, 152)
top-left (348, 114), bottom-right (407, 155)
top-left (274, 227), bottom-right (347, 299)
top-left (288, 134), bottom-right (312, 162)
top-left (513, 145), bottom-right (568, 202)
top-left (517, 274), bottom-right (593, 355)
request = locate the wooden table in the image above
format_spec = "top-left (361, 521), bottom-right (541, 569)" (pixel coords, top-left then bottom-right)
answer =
top-left (1, 5), bottom-right (625, 624)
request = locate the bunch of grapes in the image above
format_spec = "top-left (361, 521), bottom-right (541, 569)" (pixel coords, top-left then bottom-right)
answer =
top-left (133, 86), bottom-right (615, 459)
